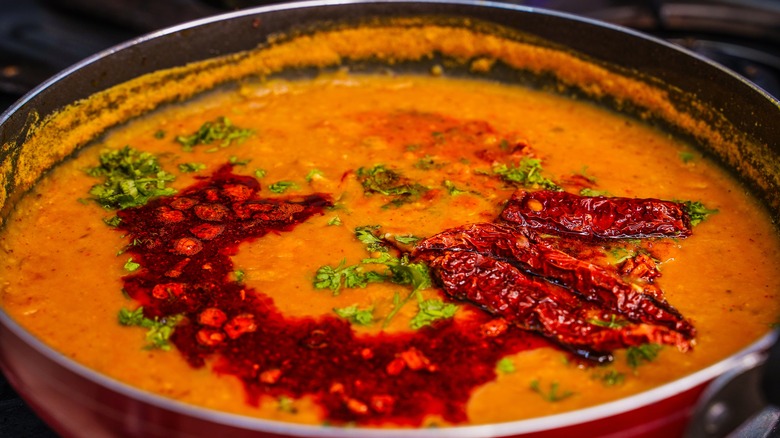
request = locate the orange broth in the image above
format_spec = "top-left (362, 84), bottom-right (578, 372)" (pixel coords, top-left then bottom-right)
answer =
top-left (1, 71), bottom-right (778, 426)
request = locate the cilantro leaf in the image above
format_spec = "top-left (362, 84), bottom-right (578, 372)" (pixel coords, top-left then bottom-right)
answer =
top-left (356, 164), bottom-right (428, 208)
top-left (178, 162), bottom-right (206, 173)
top-left (682, 200), bottom-right (718, 226)
top-left (86, 146), bottom-right (176, 210)
top-left (530, 379), bottom-right (574, 402)
top-left (409, 298), bottom-right (458, 329)
top-left (175, 116), bottom-right (253, 151)
top-left (355, 225), bottom-right (388, 252)
top-left (333, 304), bottom-right (375, 325)
top-left (268, 181), bottom-right (298, 194)
top-left (626, 343), bottom-right (662, 369)
top-left (496, 357), bottom-right (516, 374)
top-left (492, 158), bottom-right (560, 190)
top-left (118, 307), bottom-right (181, 351)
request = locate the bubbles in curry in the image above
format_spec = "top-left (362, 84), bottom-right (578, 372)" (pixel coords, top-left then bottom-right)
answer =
top-left (1, 71), bottom-right (779, 426)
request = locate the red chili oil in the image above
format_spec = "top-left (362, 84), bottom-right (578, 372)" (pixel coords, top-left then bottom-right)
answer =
top-left (116, 164), bottom-right (546, 426)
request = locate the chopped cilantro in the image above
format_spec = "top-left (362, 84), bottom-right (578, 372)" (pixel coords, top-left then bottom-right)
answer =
top-left (355, 225), bottom-right (388, 252)
top-left (86, 146), bottom-right (176, 210)
top-left (124, 258), bottom-right (141, 272)
top-left (409, 298), bottom-right (458, 329)
top-left (233, 269), bottom-right (245, 284)
top-left (443, 180), bottom-right (468, 196)
top-left (679, 151), bottom-right (696, 163)
top-left (626, 343), bottom-right (662, 369)
top-left (575, 166), bottom-right (597, 183)
top-left (580, 188), bottom-right (611, 197)
top-left (229, 156), bottom-right (251, 166)
top-left (361, 253), bottom-right (432, 292)
top-left (305, 169), bottom-right (325, 182)
top-left (268, 181), bottom-right (298, 194)
top-left (333, 304), bottom-right (375, 325)
top-left (103, 216), bottom-right (122, 227)
top-left (394, 234), bottom-right (421, 245)
top-left (530, 379), bottom-right (574, 402)
top-left (496, 357), bottom-right (516, 374)
top-left (327, 216), bottom-right (342, 226)
top-left (178, 162), bottom-right (206, 173)
top-left (594, 369), bottom-right (625, 386)
top-left (254, 169), bottom-right (267, 179)
top-left (277, 396), bottom-right (297, 413)
top-left (682, 200), bottom-right (718, 226)
top-left (153, 130), bottom-right (166, 139)
top-left (589, 314), bottom-right (628, 329)
top-left (356, 164), bottom-right (428, 208)
top-left (415, 155), bottom-right (443, 170)
top-left (175, 116), bottom-right (253, 152)
top-left (608, 247), bottom-right (636, 265)
top-left (492, 158), bottom-right (560, 190)
top-left (118, 307), bottom-right (181, 351)
top-left (313, 260), bottom-right (386, 295)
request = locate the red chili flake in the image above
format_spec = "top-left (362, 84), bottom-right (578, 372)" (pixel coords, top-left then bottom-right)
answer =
top-left (370, 395), bottom-right (395, 414)
top-left (156, 207), bottom-right (185, 224)
top-left (165, 257), bottom-right (191, 278)
top-left (222, 184), bottom-right (254, 202)
top-left (151, 283), bottom-right (185, 300)
top-left (199, 307), bottom-right (227, 327)
top-left (346, 398), bottom-right (369, 415)
top-left (223, 313), bottom-right (257, 339)
top-left (385, 358), bottom-right (406, 376)
top-left (173, 237), bottom-right (203, 256)
top-left (196, 328), bottom-right (225, 347)
top-left (170, 197), bottom-right (198, 210)
top-left (194, 203), bottom-right (229, 222)
top-left (259, 368), bottom-right (282, 385)
top-left (190, 223), bottom-right (224, 240)
top-left (399, 347), bottom-right (432, 371)
top-left (481, 318), bottom-right (508, 337)
top-left (360, 348), bottom-right (374, 360)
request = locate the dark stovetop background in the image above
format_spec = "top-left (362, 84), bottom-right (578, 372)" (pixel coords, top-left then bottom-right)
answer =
top-left (1, 1), bottom-right (779, 437)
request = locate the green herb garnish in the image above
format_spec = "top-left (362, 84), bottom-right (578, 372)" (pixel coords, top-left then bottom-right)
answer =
top-left (123, 257), bottom-right (141, 272)
top-left (118, 307), bottom-right (181, 351)
top-left (496, 357), bottom-right (516, 374)
top-left (409, 298), bottom-right (458, 329)
top-left (175, 116), bottom-right (253, 151)
top-left (86, 146), bottom-right (176, 210)
top-left (313, 260), bottom-right (386, 295)
top-left (268, 181), bottom-right (298, 194)
top-left (443, 180), bottom-right (468, 196)
top-left (254, 169), bottom-right (267, 179)
top-left (178, 162), bottom-right (206, 173)
top-left (530, 379), bottom-right (574, 402)
top-left (229, 156), bottom-right (251, 166)
top-left (355, 225), bottom-right (388, 253)
top-left (327, 216), bottom-right (342, 226)
top-left (492, 158), bottom-right (560, 190)
top-left (679, 151), bottom-right (696, 163)
top-left (589, 314), bottom-right (628, 329)
top-left (333, 304), bottom-right (375, 326)
top-left (580, 188), bottom-right (611, 197)
top-left (682, 200), bottom-right (718, 226)
top-left (356, 164), bottom-right (428, 208)
top-left (626, 343), bottom-right (662, 369)
top-left (306, 169), bottom-right (325, 182)
top-left (394, 234), bottom-right (421, 245)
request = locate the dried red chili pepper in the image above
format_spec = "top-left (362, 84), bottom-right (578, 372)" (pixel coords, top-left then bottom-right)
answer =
top-left (414, 222), bottom-right (695, 359)
top-left (426, 249), bottom-right (691, 362)
top-left (501, 190), bottom-right (692, 239)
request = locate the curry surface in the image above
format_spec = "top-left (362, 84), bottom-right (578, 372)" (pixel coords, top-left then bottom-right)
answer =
top-left (1, 73), bottom-right (779, 426)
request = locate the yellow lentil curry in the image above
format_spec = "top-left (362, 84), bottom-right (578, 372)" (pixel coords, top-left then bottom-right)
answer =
top-left (0, 22), bottom-right (779, 427)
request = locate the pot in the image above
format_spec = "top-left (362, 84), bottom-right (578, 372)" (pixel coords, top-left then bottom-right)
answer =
top-left (0, 1), bottom-right (778, 437)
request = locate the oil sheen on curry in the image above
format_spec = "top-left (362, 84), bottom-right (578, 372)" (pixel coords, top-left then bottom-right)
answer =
top-left (1, 72), bottom-right (779, 427)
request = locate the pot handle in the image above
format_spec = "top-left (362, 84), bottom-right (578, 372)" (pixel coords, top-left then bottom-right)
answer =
top-left (685, 329), bottom-right (780, 438)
